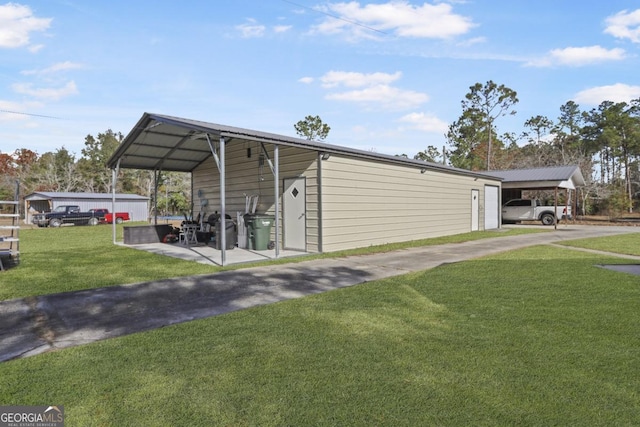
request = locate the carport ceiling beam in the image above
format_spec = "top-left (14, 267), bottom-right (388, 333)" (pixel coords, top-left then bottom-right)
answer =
top-left (260, 142), bottom-right (275, 176)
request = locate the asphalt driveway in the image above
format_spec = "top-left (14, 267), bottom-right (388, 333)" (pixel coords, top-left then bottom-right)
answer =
top-left (1, 225), bottom-right (638, 363)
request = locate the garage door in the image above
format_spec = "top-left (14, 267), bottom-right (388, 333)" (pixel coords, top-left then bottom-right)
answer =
top-left (484, 185), bottom-right (499, 229)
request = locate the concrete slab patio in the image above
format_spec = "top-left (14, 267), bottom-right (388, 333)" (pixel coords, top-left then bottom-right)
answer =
top-left (120, 241), bottom-right (305, 266)
top-left (1, 225), bottom-right (638, 363)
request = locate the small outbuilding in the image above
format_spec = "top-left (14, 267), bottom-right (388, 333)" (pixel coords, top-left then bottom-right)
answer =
top-left (24, 192), bottom-right (149, 224)
top-left (108, 113), bottom-right (503, 265)
top-left (484, 165), bottom-right (585, 213)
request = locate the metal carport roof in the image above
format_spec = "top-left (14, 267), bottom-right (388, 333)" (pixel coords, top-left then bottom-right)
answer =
top-left (106, 112), bottom-right (498, 180)
top-left (482, 165), bottom-right (585, 190)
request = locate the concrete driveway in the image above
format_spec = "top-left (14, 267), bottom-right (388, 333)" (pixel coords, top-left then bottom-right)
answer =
top-left (1, 225), bottom-right (638, 363)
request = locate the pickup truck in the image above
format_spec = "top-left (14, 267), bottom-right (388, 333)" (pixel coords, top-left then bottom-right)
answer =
top-left (502, 199), bottom-right (571, 225)
top-left (88, 208), bottom-right (130, 224)
top-left (33, 205), bottom-right (101, 227)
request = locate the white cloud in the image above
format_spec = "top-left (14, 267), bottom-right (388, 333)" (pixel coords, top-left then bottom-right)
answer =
top-left (235, 19), bottom-right (292, 37)
top-left (573, 83), bottom-right (640, 105)
top-left (0, 3), bottom-right (51, 49)
top-left (308, 70), bottom-right (428, 110)
top-left (22, 61), bottom-right (85, 76)
top-left (457, 36), bottom-right (486, 47)
top-left (28, 43), bottom-right (44, 53)
top-left (398, 112), bottom-right (448, 133)
top-left (605, 9), bottom-right (640, 43)
top-left (274, 25), bottom-right (292, 33)
top-left (235, 19), bottom-right (266, 38)
top-left (12, 80), bottom-right (78, 101)
top-left (311, 1), bottom-right (475, 40)
top-left (326, 84), bottom-right (428, 110)
top-left (320, 70), bottom-right (402, 88)
top-left (526, 45), bottom-right (626, 67)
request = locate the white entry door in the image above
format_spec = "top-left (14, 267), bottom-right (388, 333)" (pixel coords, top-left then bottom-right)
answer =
top-left (471, 189), bottom-right (479, 231)
top-left (283, 177), bottom-right (306, 251)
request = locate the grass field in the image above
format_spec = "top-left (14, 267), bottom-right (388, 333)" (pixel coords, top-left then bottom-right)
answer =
top-left (0, 226), bottom-right (639, 425)
top-left (557, 232), bottom-right (640, 256)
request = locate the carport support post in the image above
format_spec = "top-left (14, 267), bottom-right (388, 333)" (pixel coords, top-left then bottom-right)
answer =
top-left (111, 159), bottom-right (120, 244)
top-left (554, 186), bottom-right (558, 230)
top-left (220, 136), bottom-right (226, 266)
top-left (153, 170), bottom-right (160, 226)
top-left (274, 144), bottom-right (280, 258)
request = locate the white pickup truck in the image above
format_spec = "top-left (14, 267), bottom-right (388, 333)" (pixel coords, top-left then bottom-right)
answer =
top-left (502, 199), bottom-right (571, 225)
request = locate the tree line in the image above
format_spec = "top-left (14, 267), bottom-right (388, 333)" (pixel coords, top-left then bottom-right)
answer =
top-left (2, 82), bottom-right (638, 217)
top-left (412, 80), bottom-right (640, 216)
top-left (0, 130), bottom-right (191, 215)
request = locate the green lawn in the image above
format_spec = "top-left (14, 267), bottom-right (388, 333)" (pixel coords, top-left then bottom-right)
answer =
top-left (0, 223), bottom-right (541, 301)
top-left (557, 231), bottom-right (640, 256)
top-left (0, 224), bottom-right (219, 301)
top-left (1, 243), bottom-right (639, 426)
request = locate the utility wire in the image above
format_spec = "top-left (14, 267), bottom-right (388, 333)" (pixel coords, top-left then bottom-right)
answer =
top-left (0, 110), bottom-right (64, 120)
top-left (281, 0), bottom-right (388, 36)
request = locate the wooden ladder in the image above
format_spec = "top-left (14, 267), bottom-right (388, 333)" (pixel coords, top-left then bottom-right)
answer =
top-left (0, 181), bottom-right (20, 271)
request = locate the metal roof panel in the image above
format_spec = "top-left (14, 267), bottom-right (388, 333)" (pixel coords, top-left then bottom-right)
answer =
top-left (108, 112), bottom-right (502, 181)
top-left (481, 165), bottom-right (585, 188)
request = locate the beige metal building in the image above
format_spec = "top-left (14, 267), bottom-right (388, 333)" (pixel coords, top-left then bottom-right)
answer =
top-left (108, 113), bottom-right (502, 263)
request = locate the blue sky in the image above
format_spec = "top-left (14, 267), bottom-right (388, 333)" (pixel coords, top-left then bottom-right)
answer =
top-left (1, 0), bottom-right (639, 159)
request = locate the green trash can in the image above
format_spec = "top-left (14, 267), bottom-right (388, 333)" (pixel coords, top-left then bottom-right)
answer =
top-left (245, 214), bottom-right (274, 250)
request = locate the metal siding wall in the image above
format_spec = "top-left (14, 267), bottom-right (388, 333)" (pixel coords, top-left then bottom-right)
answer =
top-left (192, 143), bottom-right (320, 252)
top-left (321, 155), bottom-right (501, 252)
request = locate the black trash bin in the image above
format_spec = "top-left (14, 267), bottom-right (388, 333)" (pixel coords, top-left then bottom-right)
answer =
top-left (215, 219), bottom-right (237, 250)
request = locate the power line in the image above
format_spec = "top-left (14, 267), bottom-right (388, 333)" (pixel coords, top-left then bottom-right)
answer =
top-left (0, 110), bottom-right (64, 120)
top-left (281, 0), bottom-right (388, 36)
